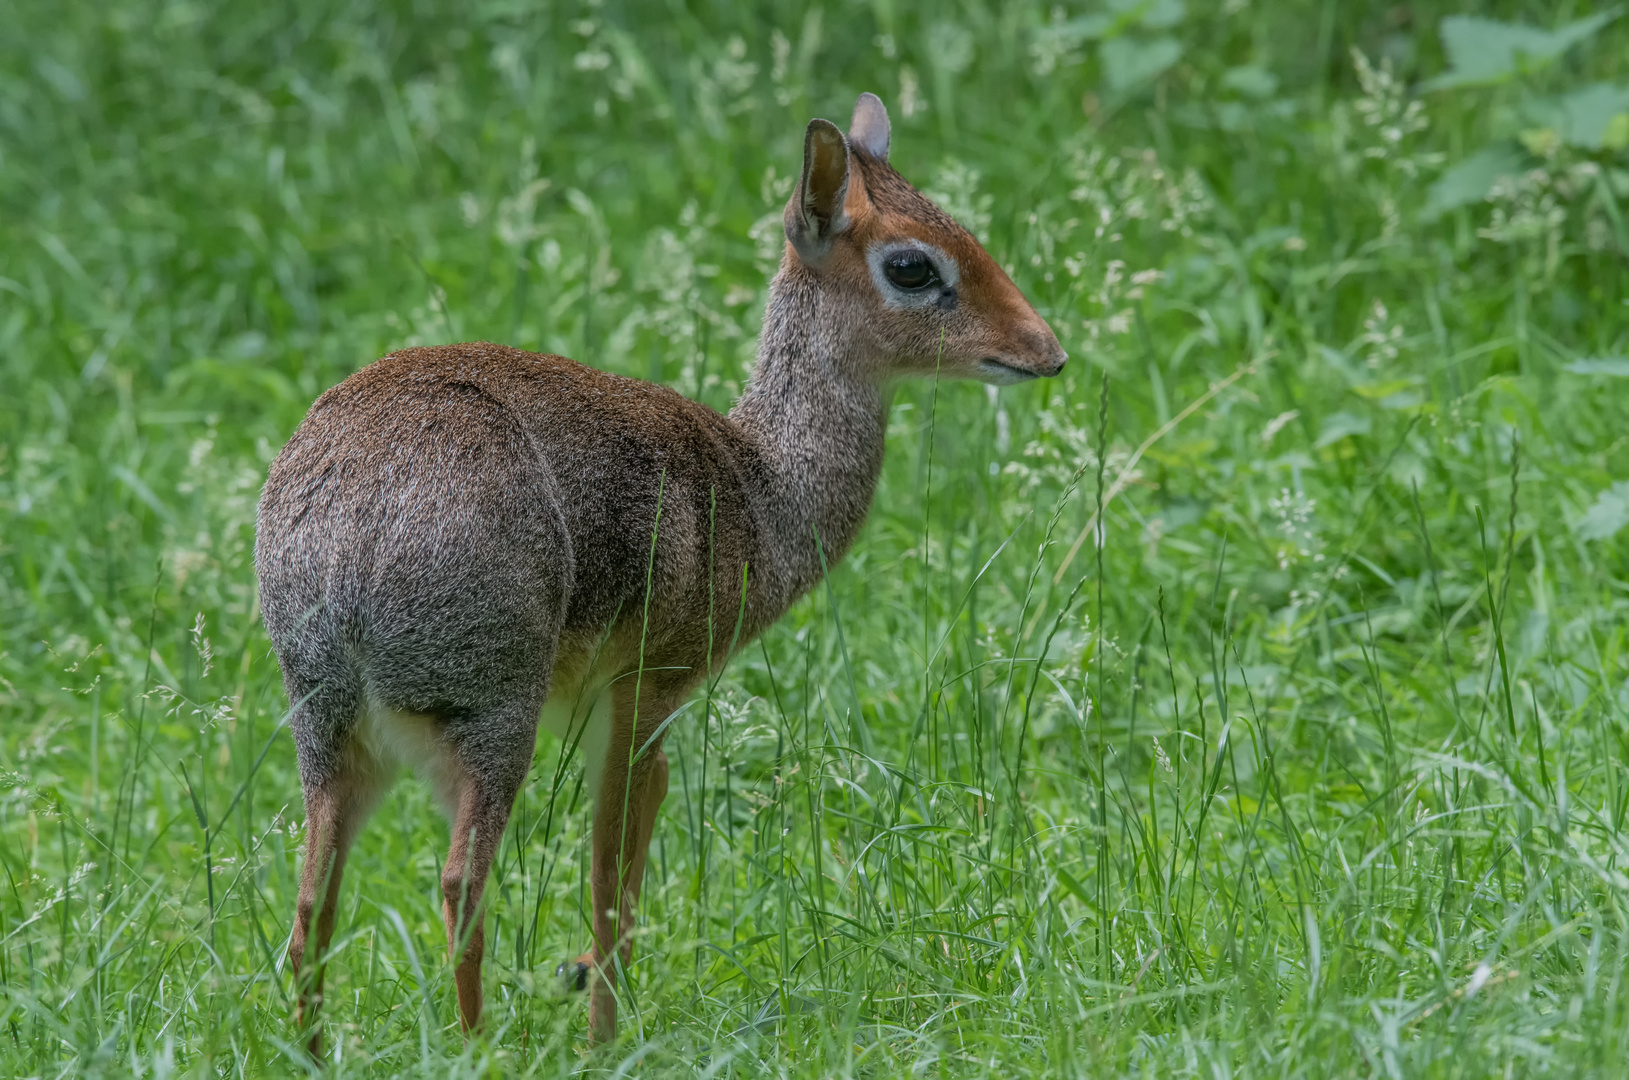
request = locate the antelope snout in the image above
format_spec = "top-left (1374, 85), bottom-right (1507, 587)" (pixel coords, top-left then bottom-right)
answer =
top-left (978, 323), bottom-right (1066, 383)
top-left (1032, 329), bottom-right (1068, 378)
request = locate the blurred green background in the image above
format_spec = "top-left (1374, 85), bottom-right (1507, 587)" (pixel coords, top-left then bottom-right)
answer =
top-left (3, 1), bottom-right (1629, 1075)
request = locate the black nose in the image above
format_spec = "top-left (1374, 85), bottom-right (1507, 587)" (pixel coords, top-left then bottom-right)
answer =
top-left (1035, 333), bottom-right (1067, 377)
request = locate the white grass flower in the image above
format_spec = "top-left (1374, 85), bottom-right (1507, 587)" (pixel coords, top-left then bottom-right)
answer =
top-left (1260, 410), bottom-right (1299, 445)
top-left (190, 613), bottom-right (212, 680)
top-left (1360, 299), bottom-right (1403, 368)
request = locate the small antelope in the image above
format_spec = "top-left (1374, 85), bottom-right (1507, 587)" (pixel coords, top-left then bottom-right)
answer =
top-left (256, 93), bottom-right (1064, 1050)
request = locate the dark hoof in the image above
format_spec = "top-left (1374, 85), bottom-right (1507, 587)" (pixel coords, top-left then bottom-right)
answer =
top-left (556, 958), bottom-right (590, 993)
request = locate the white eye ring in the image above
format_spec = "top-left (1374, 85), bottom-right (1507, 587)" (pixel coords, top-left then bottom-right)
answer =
top-left (866, 241), bottom-right (959, 309)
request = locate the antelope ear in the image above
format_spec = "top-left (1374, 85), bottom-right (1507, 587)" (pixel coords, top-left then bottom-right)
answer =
top-left (785, 118), bottom-right (851, 263)
top-left (848, 92), bottom-right (890, 161)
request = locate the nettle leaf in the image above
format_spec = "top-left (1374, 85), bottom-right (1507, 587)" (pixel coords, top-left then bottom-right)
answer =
top-left (1526, 83), bottom-right (1629, 149)
top-left (1101, 35), bottom-right (1183, 91)
top-left (1425, 142), bottom-right (1527, 216)
top-left (1132, 0), bottom-right (1185, 31)
top-left (1575, 481), bottom-right (1629, 542)
top-left (1424, 10), bottom-right (1620, 90)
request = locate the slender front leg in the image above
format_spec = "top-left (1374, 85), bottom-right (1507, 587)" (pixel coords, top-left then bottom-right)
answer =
top-left (585, 687), bottom-right (674, 1045)
top-left (623, 747), bottom-right (669, 929)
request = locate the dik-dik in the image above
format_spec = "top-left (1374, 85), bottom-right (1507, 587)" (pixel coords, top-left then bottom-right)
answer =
top-left (256, 92), bottom-right (1065, 1049)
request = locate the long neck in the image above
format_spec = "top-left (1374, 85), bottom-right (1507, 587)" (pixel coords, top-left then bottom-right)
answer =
top-left (728, 261), bottom-right (889, 608)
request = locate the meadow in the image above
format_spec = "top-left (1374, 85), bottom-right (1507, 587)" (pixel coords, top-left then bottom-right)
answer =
top-left (4, 0), bottom-right (1629, 1075)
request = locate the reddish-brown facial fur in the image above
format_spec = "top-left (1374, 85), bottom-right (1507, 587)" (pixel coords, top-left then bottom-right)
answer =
top-left (256, 93), bottom-right (1064, 1055)
top-left (783, 126), bottom-right (1065, 386)
top-left (848, 153), bottom-right (1065, 380)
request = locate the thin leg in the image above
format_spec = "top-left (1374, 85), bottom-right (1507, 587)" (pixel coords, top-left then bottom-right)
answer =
top-left (576, 749), bottom-right (669, 967)
top-left (585, 688), bottom-right (674, 1044)
top-left (289, 770), bottom-right (376, 1057)
top-left (622, 748), bottom-right (669, 953)
top-left (440, 720), bottom-right (534, 1034)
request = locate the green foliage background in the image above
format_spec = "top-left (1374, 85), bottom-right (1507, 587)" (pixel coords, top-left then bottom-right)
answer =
top-left (3, 0), bottom-right (1629, 1075)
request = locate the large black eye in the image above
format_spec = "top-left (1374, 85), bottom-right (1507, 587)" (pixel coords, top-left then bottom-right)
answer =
top-left (884, 250), bottom-right (938, 290)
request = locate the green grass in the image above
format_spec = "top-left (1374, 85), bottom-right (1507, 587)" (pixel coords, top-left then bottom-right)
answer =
top-left (4, 0), bottom-right (1629, 1075)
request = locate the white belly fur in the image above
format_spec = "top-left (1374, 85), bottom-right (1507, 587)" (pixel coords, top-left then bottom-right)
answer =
top-left (351, 703), bottom-right (462, 812)
top-left (537, 683), bottom-right (614, 800)
top-left (351, 676), bottom-right (617, 814)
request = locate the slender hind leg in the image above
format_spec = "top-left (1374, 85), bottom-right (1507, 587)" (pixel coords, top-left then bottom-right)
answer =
top-left (439, 703), bottom-right (539, 1033)
top-left (583, 686), bottom-right (676, 1044)
top-left (290, 761), bottom-right (384, 1057)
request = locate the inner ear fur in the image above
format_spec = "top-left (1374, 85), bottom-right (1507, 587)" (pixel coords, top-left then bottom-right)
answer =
top-left (786, 118), bottom-right (850, 262)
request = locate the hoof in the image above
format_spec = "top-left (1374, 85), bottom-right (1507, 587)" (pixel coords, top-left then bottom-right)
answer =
top-left (556, 958), bottom-right (590, 993)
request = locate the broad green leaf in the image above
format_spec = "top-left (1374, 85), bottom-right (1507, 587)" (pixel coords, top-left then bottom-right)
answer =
top-left (1425, 142), bottom-right (1526, 216)
top-left (1127, 0), bottom-right (1185, 31)
top-left (1424, 11), bottom-right (1620, 90)
top-left (1525, 83), bottom-right (1629, 149)
top-left (1576, 481), bottom-right (1629, 542)
top-left (1101, 35), bottom-right (1182, 91)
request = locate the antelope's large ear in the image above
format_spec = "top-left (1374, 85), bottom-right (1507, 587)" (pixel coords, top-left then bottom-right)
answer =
top-left (785, 118), bottom-right (851, 263)
top-left (848, 92), bottom-right (890, 161)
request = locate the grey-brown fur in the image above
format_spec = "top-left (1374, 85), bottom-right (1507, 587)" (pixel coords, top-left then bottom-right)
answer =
top-left (256, 92), bottom-right (1065, 1049)
top-left (259, 348), bottom-right (773, 788)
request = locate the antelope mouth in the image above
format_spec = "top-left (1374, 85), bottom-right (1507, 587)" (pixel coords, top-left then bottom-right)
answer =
top-left (977, 357), bottom-right (1041, 384)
